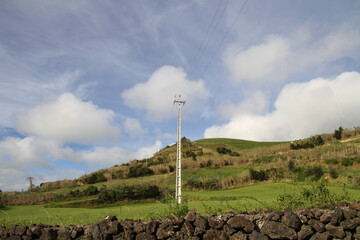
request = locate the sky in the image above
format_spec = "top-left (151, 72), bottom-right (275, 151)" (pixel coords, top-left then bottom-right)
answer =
top-left (0, 0), bottom-right (360, 191)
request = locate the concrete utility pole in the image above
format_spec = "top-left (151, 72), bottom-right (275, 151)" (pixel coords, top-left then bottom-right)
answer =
top-left (174, 95), bottom-right (186, 204)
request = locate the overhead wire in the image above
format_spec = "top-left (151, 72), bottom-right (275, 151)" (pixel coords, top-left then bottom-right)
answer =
top-left (187, 0), bottom-right (230, 80)
top-left (198, 0), bottom-right (248, 79)
top-left (179, 0), bottom-right (229, 96)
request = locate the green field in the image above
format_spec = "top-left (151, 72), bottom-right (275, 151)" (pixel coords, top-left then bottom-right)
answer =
top-left (2, 181), bottom-right (360, 227)
top-left (195, 138), bottom-right (287, 150)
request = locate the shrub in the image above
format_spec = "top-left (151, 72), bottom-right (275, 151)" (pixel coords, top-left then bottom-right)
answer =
top-left (330, 168), bottom-right (338, 179)
top-left (325, 158), bottom-right (339, 165)
top-left (290, 135), bottom-right (325, 150)
top-left (184, 151), bottom-right (197, 161)
top-left (274, 183), bottom-right (351, 210)
top-left (288, 160), bottom-right (295, 171)
top-left (341, 158), bottom-right (354, 167)
top-left (97, 183), bottom-right (161, 204)
top-left (305, 165), bottom-right (324, 180)
top-left (206, 159), bottom-right (213, 167)
top-left (216, 147), bottom-right (232, 155)
top-left (84, 171), bottom-right (107, 184)
top-left (249, 169), bottom-right (269, 181)
top-left (127, 165), bottom-right (154, 178)
top-left (334, 127), bottom-right (343, 140)
top-left (83, 185), bottom-right (99, 196)
top-left (168, 165), bottom-right (175, 172)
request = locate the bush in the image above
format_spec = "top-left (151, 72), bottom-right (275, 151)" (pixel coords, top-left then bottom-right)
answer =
top-left (341, 158), bottom-right (354, 167)
top-left (305, 165), bottom-right (324, 180)
top-left (290, 135), bottom-right (325, 150)
top-left (84, 171), bottom-right (107, 184)
top-left (325, 158), bottom-right (339, 165)
top-left (274, 183), bottom-right (351, 210)
top-left (83, 185), bottom-right (99, 196)
top-left (97, 183), bottom-right (161, 204)
top-left (334, 127), bottom-right (343, 140)
top-left (288, 160), bottom-right (295, 171)
top-left (249, 169), bottom-right (269, 181)
top-left (330, 168), bottom-right (338, 179)
top-left (127, 165), bottom-right (154, 178)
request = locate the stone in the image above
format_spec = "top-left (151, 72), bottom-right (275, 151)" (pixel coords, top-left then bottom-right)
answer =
top-left (230, 231), bottom-right (247, 240)
top-left (156, 228), bottom-right (170, 239)
top-left (104, 215), bottom-right (118, 222)
top-left (315, 211), bottom-right (323, 220)
top-left (309, 232), bottom-right (332, 240)
top-left (330, 207), bottom-right (344, 225)
top-left (248, 231), bottom-right (268, 240)
top-left (57, 227), bottom-right (71, 240)
top-left (107, 221), bottom-right (122, 236)
top-left (135, 232), bottom-right (156, 240)
top-left (227, 216), bottom-right (254, 233)
top-left (300, 215), bottom-right (308, 224)
top-left (184, 221), bottom-right (195, 236)
top-left (133, 222), bottom-right (146, 233)
top-left (203, 229), bottom-right (227, 240)
top-left (325, 224), bottom-right (345, 239)
top-left (209, 218), bottom-right (225, 229)
top-left (223, 224), bottom-right (236, 236)
top-left (343, 208), bottom-right (358, 219)
top-left (300, 210), bottom-right (315, 219)
top-left (194, 227), bottom-right (205, 236)
top-left (282, 210), bottom-right (302, 231)
top-left (340, 217), bottom-right (360, 230)
top-left (185, 209), bottom-right (197, 222)
top-left (298, 225), bottom-right (314, 240)
top-left (319, 214), bottom-right (331, 224)
top-left (260, 221), bottom-right (297, 240)
top-left (70, 228), bottom-right (83, 239)
top-left (194, 215), bottom-right (209, 230)
top-left (39, 228), bottom-right (57, 240)
top-left (14, 226), bottom-right (27, 236)
top-left (146, 220), bottom-right (158, 234)
top-left (265, 212), bottom-right (283, 222)
top-left (308, 219), bottom-right (325, 233)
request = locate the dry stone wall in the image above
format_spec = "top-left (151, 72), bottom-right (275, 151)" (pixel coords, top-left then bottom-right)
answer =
top-left (2, 202), bottom-right (360, 239)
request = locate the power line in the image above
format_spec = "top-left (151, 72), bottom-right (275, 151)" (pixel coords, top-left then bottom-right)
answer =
top-left (188, 0), bottom-right (230, 80)
top-left (198, 0), bottom-right (248, 78)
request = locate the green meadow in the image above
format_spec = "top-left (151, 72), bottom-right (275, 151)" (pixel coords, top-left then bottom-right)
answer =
top-left (1, 181), bottom-right (360, 227)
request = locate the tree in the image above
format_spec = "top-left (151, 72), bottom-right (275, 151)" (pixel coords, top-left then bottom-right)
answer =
top-left (334, 127), bottom-right (343, 140)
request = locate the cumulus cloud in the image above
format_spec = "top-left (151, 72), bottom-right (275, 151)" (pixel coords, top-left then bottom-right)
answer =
top-left (16, 93), bottom-right (120, 144)
top-left (123, 117), bottom-right (147, 139)
top-left (217, 91), bottom-right (269, 120)
top-left (205, 71), bottom-right (360, 141)
top-left (225, 35), bottom-right (291, 84)
top-left (121, 65), bottom-right (210, 121)
top-left (225, 26), bottom-right (360, 84)
top-left (0, 135), bottom-right (162, 191)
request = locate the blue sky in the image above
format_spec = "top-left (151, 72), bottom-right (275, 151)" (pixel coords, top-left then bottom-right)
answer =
top-left (1, 0), bottom-right (360, 191)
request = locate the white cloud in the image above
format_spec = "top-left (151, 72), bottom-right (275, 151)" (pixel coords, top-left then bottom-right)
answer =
top-left (217, 91), bottom-right (269, 120)
top-left (225, 35), bottom-right (291, 84)
top-left (73, 141), bottom-right (163, 168)
top-left (123, 117), bottom-right (147, 139)
top-left (0, 135), bottom-right (163, 191)
top-left (225, 26), bottom-right (360, 85)
top-left (205, 71), bottom-right (360, 141)
top-left (15, 93), bottom-right (120, 144)
top-left (121, 65), bottom-right (210, 121)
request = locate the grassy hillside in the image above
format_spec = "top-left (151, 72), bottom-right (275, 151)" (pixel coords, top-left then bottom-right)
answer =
top-left (1, 127), bottom-right (360, 226)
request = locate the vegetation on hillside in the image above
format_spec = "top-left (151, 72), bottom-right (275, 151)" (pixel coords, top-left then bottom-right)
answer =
top-left (1, 127), bottom-right (360, 207)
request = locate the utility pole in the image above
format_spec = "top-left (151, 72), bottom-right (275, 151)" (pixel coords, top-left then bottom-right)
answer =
top-left (174, 95), bottom-right (186, 204)
top-left (26, 177), bottom-right (34, 190)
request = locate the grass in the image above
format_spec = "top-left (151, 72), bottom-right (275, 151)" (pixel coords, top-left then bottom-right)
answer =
top-left (2, 181), bottom-right (360, 227)
top-left (195, 138), bottom-right (287, 150)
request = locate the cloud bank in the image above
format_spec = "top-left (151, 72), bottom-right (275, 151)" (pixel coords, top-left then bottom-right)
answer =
top-left (121, 65), bottom-right (210, 121)
top-left (205, 71), bottom-right (360, 141)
